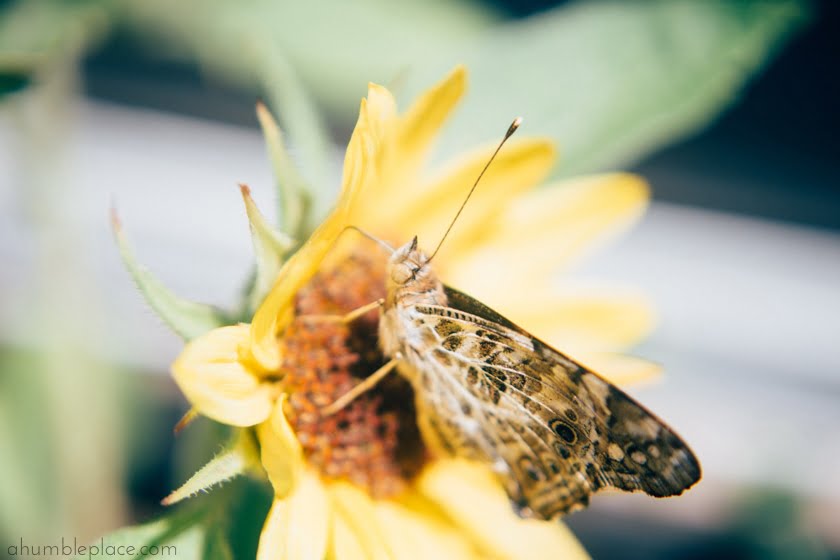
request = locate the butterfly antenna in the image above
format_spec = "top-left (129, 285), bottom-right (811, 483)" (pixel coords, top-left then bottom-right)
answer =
top-left (425, 117), bottom-right (522, 264)
top-left (345, 225), bottom-right (396, 254)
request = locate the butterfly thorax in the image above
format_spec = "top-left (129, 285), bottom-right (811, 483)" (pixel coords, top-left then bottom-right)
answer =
top-left (378, 239), bottom-right (447, 375)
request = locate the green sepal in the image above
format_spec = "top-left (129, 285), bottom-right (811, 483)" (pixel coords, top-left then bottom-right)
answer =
top-left (162, 429), bottom-right (262, 507)
top-left (253, 50), bottom-right (333, 233)
top-left (112, 210), bottom-right (227, 340)
top-left (255, 100), bottom-right (313, 239)
top-left (239, 185), bottom-right (295, 314)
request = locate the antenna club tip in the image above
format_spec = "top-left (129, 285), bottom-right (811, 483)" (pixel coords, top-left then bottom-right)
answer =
top-left (506, 117), bottom-right (523, 138)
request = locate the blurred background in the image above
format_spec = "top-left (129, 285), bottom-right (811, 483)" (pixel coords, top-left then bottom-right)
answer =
top-left (0, 0), bottom-right (837, 558)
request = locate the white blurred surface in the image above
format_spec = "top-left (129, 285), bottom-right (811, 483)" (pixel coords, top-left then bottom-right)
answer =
top-left (1, 100), bottom-right (838, 509)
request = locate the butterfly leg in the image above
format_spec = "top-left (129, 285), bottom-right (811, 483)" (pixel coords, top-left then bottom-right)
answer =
top-left (321, 356), bottom-right (401, 416)
top-left (298, 299), bottom-right (385, 325)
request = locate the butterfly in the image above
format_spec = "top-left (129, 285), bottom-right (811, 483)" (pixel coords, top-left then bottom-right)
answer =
top-left (375, 236), bottom-right (700, 519)
top-left (324, 119), bottom-right (701, 519)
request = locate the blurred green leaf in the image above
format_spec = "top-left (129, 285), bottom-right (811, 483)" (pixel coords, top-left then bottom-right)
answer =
top-left (0, 0), bottom-right (114, 99)
top-left (77, 475), bottom-right (270, 560)
top-left (121, 0), bottom-right (807, 183)
top-left (0, 349), bottom-right (54, 540)
top-left (0, 71), bottom-right (29, 95)
top-left (734, 491), bottom-right (831, 560)
top-left (408, 0), bottom-right (811, 177)
top-left (224, 478), bottom-right (273, 560)
top-left (122, 0), bottom-right (499, 115)
top-left (4, 28), bottom-right (130, 540)
top-left (76, 503), bottom-right (231, 560)
top-left (113, 214), bottom-right (227, 340)
top-left (76, 517), bottom-right (172, 560)
top-left (120, 0), bottom-right (500, 208)
top-left (203, 528), bottom-right (234, 560)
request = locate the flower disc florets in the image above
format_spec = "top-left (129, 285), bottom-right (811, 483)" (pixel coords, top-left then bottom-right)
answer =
top-left (281, 248), bottom-right (427, 498)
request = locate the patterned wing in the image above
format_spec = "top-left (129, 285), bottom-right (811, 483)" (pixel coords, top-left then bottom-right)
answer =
top-left (406, 286), bottom-right (701, 520)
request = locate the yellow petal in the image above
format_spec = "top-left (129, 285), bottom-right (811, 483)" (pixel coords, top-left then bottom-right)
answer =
top-left (396, 65), bottom-right (466, 176)
top-left (353, 66), bottom-right (469, 232)
top-left (257, 469), bottom-right (329, 560)
top-left (529, 294), bottom-right (655, 352)
top-left (476, 289), bottom-right (655, 353)
top-left (171, 325), bottom-right (273, 427)
top-left (444, 173), bottom-right (648, 290)
top-left (573, 352), bottom-right (662, 387)
top-left (328, 482), bottom-right (392, 560)
top-left (330, 514), bottom-right (368, 560)
top-left (375, 493), bottom-right (481, 559)
top-left (418, 460), bottom-right (590, 560)
top-left (365, 83), bottom-right (397, 147)
top-left (251, 97), bottom-right (376, 370)
top-left (257, 395), bottom-right (304, 498)
top-left (363, 138), bottom-right (556, 250)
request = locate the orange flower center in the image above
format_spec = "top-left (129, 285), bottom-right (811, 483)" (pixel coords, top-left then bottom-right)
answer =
top-left (279, 248), bottom-right (427, 498)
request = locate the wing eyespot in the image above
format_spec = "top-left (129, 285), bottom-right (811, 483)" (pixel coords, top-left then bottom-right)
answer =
top-left (549, 418), bottom-right (577, 444)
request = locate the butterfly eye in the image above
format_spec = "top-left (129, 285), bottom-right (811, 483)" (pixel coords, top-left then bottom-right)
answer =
top-left (390, 263), bottom-right (414, 284)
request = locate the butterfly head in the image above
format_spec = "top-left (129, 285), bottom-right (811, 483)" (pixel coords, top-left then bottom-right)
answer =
top-left (387, 236), bottom-right (431, 286)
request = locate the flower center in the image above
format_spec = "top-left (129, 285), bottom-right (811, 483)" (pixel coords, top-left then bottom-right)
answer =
top-left (279, 248), bottom-right (427, 498)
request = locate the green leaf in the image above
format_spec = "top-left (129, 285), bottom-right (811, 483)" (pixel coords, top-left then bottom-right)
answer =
top-left (239, 184), bottom-right (295, 314)
top-left (112, 211), bottom-right (227, 340)
top-left (407, 0), bottom-right (811, 177)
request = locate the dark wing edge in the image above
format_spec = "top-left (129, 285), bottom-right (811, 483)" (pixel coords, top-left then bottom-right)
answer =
top-left (443, 285), bottom-right (702, 498)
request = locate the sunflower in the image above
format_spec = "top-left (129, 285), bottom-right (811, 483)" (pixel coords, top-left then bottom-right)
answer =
top-left (167, 66), bottom-right (653, 559)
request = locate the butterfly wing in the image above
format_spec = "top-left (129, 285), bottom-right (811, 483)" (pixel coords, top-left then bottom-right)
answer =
top-left (406, 285), bottom-right (700, 520)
